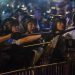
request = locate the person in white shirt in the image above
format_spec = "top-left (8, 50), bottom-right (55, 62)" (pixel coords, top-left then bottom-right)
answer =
top-left (64, 13), bottom-right (75, 39)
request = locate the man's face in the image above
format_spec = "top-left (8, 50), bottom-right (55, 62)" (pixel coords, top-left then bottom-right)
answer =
top-left (12, 26), bottom-right (20, 33)
top-left (27, 22), bottom-right (35, 33)
top-left (56, 22), bottom-right (65, 31)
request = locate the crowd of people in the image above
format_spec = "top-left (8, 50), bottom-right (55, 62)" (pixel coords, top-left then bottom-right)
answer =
top-left (0, 11), bottom-right (75, 73)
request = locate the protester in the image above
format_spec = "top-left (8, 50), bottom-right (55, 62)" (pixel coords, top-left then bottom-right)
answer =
top-left (44, 17), bottom-right (67, 63)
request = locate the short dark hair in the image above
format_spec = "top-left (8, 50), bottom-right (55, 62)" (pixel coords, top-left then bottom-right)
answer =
top-left (52, 16), bottom-right (66, 32)
top-left (22, 18), bottom-right (36, 33)
top-left (3, 18), bottom-right (19, 26)
top-left (11, 19), bottom-right (19, 27)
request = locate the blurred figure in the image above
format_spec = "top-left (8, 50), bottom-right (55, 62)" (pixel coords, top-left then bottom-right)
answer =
top-left (2, 17), bottom-right (42, 70)
top-left (45, 17), bottom-right (67, 63)
top-left (0, 18), bottom-right (14, 44)
top-left (22, 17), bottom-right (44, 65)
top-left (0, 18), bottom-right (26, 72)
top-left (0, 18), bottom-right (20, 72)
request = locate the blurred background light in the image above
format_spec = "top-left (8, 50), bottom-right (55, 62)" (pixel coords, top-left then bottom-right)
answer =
top-left (2, 11), bottom-right (5, 14)
top-left (52, 0), bottom-right (63, 3)
top-left (46, 9), bottom-right (51, 13)
top-left (17, 5), bottom-right (20, 8)
top-left (21, 4), bottom-right (25, 8)
top-left (7, 4), bottom-right (9, 7)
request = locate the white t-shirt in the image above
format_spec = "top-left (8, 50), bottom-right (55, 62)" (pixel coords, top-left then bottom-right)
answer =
top-left (63, 26), bottom-right (75, 39)
top-left (68, 30), bottom-right (75, 39)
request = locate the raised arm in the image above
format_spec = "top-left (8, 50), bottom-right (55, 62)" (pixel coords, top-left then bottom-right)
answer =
top-left (16, 34), bottom-right (41, 45)
top-left (0, 34), bottom-right (11, 43)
